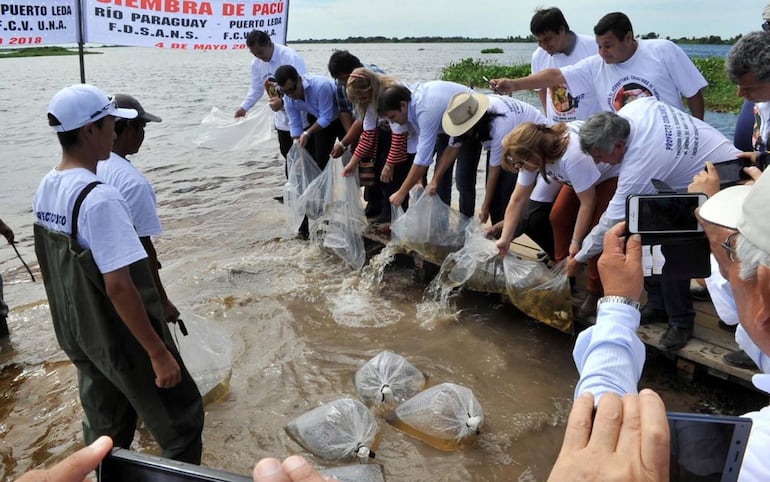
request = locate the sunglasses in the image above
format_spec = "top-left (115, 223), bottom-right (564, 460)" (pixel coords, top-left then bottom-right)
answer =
top-left (763, 20), bottom-right (770, 32)
top-left (90, 98), bottom-right (116, 120)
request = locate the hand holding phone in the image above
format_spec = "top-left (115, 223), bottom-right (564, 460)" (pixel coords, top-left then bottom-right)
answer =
top-left (711, 158), bottom-right (753, 188)
top-left (482, 76), bottom-right (503, 95)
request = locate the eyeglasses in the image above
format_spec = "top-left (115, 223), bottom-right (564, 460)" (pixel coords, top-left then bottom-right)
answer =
top-left (280, 82), bottom-right (298, 94)
top-left (90, 98), bottom-right (116, 120)
top-left (763, 20), bottom-right (770, 32)
top-left (720, 231), bottom-right (739, 263)
top-left (504, 154), bottom-right (533, 171)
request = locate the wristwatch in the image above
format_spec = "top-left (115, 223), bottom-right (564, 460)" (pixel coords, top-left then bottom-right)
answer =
top-left (596, 295), bottom-right (641, 311)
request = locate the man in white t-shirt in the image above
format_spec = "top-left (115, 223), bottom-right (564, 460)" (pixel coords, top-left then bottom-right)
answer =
top-left (575, 97), bottom-right (739, 351)
top-left (97, 94), bottom-right (180, 325)
top-left (234, 30), bottom-right (307, 169)
top-left (33, 84), bottom-right (204, 462)
top-left (492, 11), bottom-right (707, 120)
top-left (529, 7), bottom-right (601, 123)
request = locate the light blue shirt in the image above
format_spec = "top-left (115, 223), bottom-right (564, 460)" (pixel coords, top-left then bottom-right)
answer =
top-left (284, 73), bottom-right (339, 138)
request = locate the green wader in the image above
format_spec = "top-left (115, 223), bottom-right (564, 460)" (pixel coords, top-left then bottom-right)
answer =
top-left (33, 183), bottom-right (204, 463)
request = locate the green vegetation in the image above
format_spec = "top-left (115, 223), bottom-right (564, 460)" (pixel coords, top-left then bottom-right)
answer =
top-left (440, 57), bottom-right (743, 113)
top-left (480, 48), bottom-right (504, 54)
top-left (0, 46), bottom-right (84, 58)
top-left (291, 35), bottom-right (741, 45)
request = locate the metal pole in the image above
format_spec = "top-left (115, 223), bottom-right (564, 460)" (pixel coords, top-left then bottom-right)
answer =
top-left (77, 0), bottom-right (86, 83)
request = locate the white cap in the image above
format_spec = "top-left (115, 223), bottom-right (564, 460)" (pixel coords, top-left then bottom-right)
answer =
top-left (699, 169), bottom-right (770, 255)
top-left (47, 84), bottom-right (137, 132)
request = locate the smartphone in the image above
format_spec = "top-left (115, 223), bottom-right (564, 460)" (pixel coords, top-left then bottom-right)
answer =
top-left (99, 448), bottom-right (252, 481)
top-left (667, 412), bottom-right (752, 482)
top-left (626, 193), bottom-right (707, 234)
top-left (482, 76), bottom-right (502, 95)
top-left (711, 158), bottom-right (752, 188)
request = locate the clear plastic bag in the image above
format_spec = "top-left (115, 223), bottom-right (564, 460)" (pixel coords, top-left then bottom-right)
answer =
top-left (503, 257), bottom-right (573, 334)
top-left (299, 155), bottom-right (367, 270)
top-left (436, 221), bottom-right (507, 295)
top-left (284, 398), bottom-right (379, 461)
top-left (389, 190), bottom-right (470, 265)
top-left (392, 383), bottom-right (483, 450)
top-left (284, 144), bottom-right (322, 232)
top-left (193, 105), bottom-right (272, 151)
top-left (173, 314), bottom-right (232, 406)
top-left (318, 464), bottom-right (385, 482)
top-left (354, 351), bottom-right (426, 409)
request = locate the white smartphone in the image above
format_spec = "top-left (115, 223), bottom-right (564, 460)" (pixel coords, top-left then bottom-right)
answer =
top-left (667, 412), bottom-right (752, 482)
top-left (626, 193), bottom-right (707, 234)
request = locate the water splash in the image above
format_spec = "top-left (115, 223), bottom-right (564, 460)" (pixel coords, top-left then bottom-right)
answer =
top-left (359, 242), bottom-right (400, 293)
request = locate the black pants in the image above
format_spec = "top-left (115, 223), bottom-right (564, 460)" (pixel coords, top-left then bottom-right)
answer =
top-left (278, 128), bottom-right (293, 179)
top-left (306, 116), bottom-right (345, 171)
top-left (644, 276), bottom-right (694, 329)
top-left (433, 134), bottom-right (482, 218)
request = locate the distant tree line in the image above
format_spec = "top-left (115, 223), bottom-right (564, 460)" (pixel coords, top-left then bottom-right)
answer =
top-left (291, 34), bottom-right (742, 45)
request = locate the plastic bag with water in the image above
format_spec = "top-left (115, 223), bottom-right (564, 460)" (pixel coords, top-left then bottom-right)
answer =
top-left (284, 398), bottom-right (379, 461)
top-left (298, 155), bottom-right (367, 270)
top-left (354, 351), bottom-right (426, 409)
top-left (392, 382), bottom-right (483, 450)
top-left (437, 221), bottom-right (507, 295)
top-left (283, 144), bottom-right (322, 232)
top-left (173, 314), bottom-right (232, 406)
top-left (319, 463), bottom-right (385, 482)
top-left (389, 189), bottom-right (470, 265)
top-left (503, 257), bottom-right (573, 334)
top-left (193, 104), bottom-right (272, 151)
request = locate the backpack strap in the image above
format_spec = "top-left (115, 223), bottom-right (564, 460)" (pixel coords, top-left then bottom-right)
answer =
top-left (71, 181), bottom-right (102, 252)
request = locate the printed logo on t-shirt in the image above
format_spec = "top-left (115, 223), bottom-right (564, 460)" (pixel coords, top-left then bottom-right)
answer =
top-left (548, 84), bottom-right (586, 122)
top-left (612, 83), bottom-right (653, 111)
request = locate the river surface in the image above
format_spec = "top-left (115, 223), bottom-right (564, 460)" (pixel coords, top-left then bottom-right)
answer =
top-left (0, 42), bottom-right (746, 481)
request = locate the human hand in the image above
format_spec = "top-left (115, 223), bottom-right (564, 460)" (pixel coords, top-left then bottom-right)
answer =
top-left (162, 299), bottom-right (180, 324)
top-left (252, 456), bottom-right (331, 482)
top-left (425, 180), bottom-right (438, 196)
top-left (485, 221), bottom-right (503, 237)
top-left (547, 390), bottom-right (669, 482)
top-left (494, 237), bottom-right (511, 257)
top-left (150, 349), bottom-right (182, 389)
top-left (568, 239), bottom-right (581, 258)
top-left (268, 96), bottom-right (284, 112)
top-left (597, 222), bottom-right (643, 301)
top-left (478, 206), bottom-right (490, 224)
top-left (689, 162), bottom-right (720, 197)
top-left (330, 141), bottom-right (345, 158)
top-left (234, 107), bottom-right (246, 118)
top-left (295, 132), bottom-right (309, 149)
top-left (341, 160), bottom-right (357, 177)
top-left (566, 256), bottom-right (583, 278)
top-left (380, 165), bottom-right (393, 183)
top-left (0, 220), bottom-right (13, 244)
top-left (489, 78), bottom-right (515, 95)
top-left (16, 436), bottom-right (113, 482)
top-left (389, 189), bottom-right (407, 207)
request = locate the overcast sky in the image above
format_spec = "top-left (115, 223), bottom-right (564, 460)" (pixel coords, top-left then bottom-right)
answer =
top-left (286, 1), bottom-right (761, 41)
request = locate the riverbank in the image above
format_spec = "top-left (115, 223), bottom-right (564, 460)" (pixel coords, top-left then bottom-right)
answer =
top-left (0, 46), bottom-right (89, 58)
top-left (440, 57), bottom-right (743, 113)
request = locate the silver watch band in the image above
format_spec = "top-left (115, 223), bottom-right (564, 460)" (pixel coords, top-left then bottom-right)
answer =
top-left (597, 295), bottom-right (641, 311)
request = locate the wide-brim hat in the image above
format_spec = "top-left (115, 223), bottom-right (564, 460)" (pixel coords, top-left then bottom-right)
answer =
top-left (112, 93), bottom-right (162, 122)
top-left (442, 92), bottom-right (489, 137)
top-left (48, 84), bottom-right (137, 132)
top-left (699, 169), bottom-right (770, 254)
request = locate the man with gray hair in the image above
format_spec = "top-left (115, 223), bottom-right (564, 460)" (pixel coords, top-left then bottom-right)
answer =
top-left (726, 30), bottom-right (770, 103)
top-left (575, 97), bottom-right (739, 351)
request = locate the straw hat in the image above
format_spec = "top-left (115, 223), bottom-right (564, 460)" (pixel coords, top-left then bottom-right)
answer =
top-left (441, 92), bottom-right (490, 137)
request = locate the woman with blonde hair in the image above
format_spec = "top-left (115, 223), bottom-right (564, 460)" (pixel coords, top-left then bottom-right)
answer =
top-left (493, 121), bottom-right (619, 316)
top-left (341, 68), bottom-right (410, 221)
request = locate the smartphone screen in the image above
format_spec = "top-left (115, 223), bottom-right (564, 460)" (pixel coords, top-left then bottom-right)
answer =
top-left (667, 412), bottom-right (752, 482)
top-left (99, 449), bottom-right (252, 482)
top-left (712, 159), bottom-right (751, 188)
top-left (626, 194), bottom-right (706, 234)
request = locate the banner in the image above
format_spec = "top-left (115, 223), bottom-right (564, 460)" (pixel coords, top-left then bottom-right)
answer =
top-left (83, 0), bottom-right (288, 50)
top-left (0, 0), bottom-right (79, 48)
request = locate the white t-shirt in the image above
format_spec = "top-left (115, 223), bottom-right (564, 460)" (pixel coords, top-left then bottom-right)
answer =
top-left (602, 98), bottom-right (740, 221)
top-left (561, 39), bottom-right (707, 113)
top-left (240, 43), bottom-right (307, 131)
top-left (97, 152), bottom-right (162, 237)
top-left (531, 33), bottom-right (601, 122)
top-left (33, 167), bottom-right (147, 274)
top-left (517, 121), bottom-right (620, 193)
top-left (753, 101), bottom-right (770, 151)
